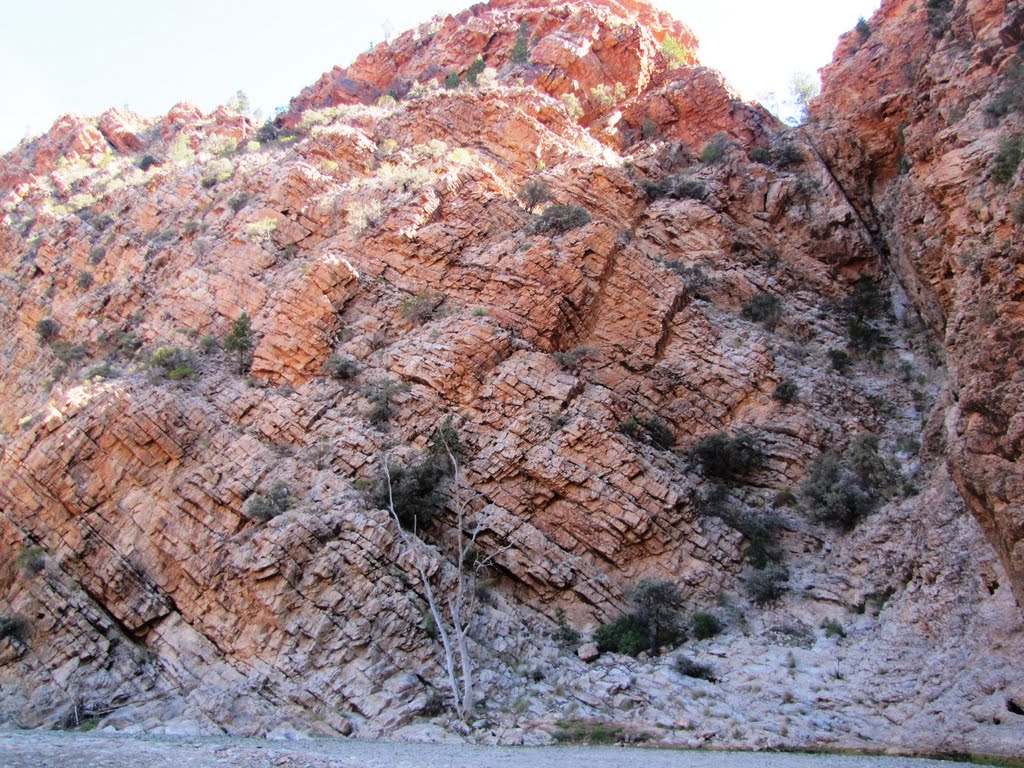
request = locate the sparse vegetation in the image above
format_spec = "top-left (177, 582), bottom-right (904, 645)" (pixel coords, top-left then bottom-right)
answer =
top-left (553, 346), bottom-right (595, 371)
top-left (926, 0), bottom-right (953, 37)
top-left (691, 611), bottom-right (722, 640)
top-left (700, 134), bottom-right (729, 164)
top-left (243, 482), bottom-right (292, 522)
top-left (518, 180), bottom-right (552, 213)
top-left (673, 656), bottom-right (716, 681)
top-left (400, 291), bottom-right (443, 325)
top-left (991, 134), bottom-right (1023, 185)
top-left (0, 614), bottom-right (29, 643)
top-left (228, 192), bottom-right (250, 213)
top-left (149, 346), bottom-right (198, 380)
top-left (465, 56), bottom-right (486, 87)
top-left (77, 271), bottom-right (94, 290)
top-left (641, 417), bottom-right (676, 450)
top-left (773, 379), bottom-right (799, 404)
top-left (554, 607), bottom-right (581, 647)
top-left (347, 200), bottom-right (383, 234)
top-left (856, 17), bottom-right (871, 39)
top-left (374, 455), bottom-right (448, 532)
top-left (745, 563), bottom-right (790, 606)
top-left (15, 546), bottom-right (45, 576)
top-left (245, 217), bottom-right (277, 244)
top-left (660, 36), bottom-right (691, 67)
top-left (561, 93), bottom-right (584, 121)
top-left (828, 348), bottom-right (852, 372)
top-left (822, 617), bottom-right (847, 638)
top-left (641, 175), bottom-right (707, 202)
top-left (511, 22), bottom-right (531, 65)
top-left (323, 354), bottom-right (360, 380)
top-left (36, 318), bottom-right (60, 343)
top-left (741, 292), bottom-right (783, 330)
top-left (530, 204), bottom-right (590, 234)
top-left (553, 719), bottom-right (625, 745)
top-left (690, 432), bottom-right (765, 482)
top-left (595, 614), bottom-right (648, 656)
top-left (800, 434), bottom-right (896, 530)
top-left (362, 377), bottom-right (411, 425)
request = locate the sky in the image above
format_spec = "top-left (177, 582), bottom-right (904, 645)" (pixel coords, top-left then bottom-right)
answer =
top-left (0, 0), bottom-right (882, 153)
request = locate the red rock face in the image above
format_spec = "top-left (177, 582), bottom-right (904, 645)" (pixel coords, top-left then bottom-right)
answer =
top-left (0, 0), bottom-right (1022, 753)
top-left (811, 0), bottom-right (1024, 608)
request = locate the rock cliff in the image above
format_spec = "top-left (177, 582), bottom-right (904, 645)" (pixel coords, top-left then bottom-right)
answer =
top-left (0, 0), bottom-right (1021, 759)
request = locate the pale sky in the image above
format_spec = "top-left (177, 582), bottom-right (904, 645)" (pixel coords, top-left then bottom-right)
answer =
top-left (0, 0), bottom-right (881, 153)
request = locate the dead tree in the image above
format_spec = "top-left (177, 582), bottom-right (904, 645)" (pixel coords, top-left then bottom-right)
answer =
top-left (380, 447), bottom-right (506, 723)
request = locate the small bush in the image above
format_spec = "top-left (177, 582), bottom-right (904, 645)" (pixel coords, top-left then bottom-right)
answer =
top-left (631, 579), bottom-right (685, 652)
top-left (773, 142), bottom-right (804, 169)
top-left (856, 17), bottom-right (871, 39)
top-left (691, 431), bottom-right (764, 482)
top-left (198, 334), bottom-right (219, 354)
top-left (700, 134), bottom-right (729, 164)
top-left (375, 456), bottom-right (448, 531)
top-left (800, 434), bottom-right (895, 530)
top-left (641, 117), bottom-right (658, 139)
top-left (661, 36), bottom-right (691, 67)
top-left (595, 615), bottom-right (648, 656)
top-left (15, 546), bottom-right (45, 576)
top-left (77, 271), bottom-right (94, 290)
top-left (246, 217), bottom-right (277, 244)
top-left (518, 180), bottom-right (551, 213)
top-left (844, 276), bottom-right (885, 320)
top-left (553, 720), bottom-right (625, 745)
top-left (641, 417), bottom-right (676, 450)
top-left (741, 292), bottom-right (783, 330)
top-left (348, 200), bottom-right (383, 234)
top-left (36, 318), bottom-right (60, 343)
top-left (0, 615), bottom-right (29, 643)
top-left (531, 204), bottom-right (590, 234)
top-left (691, 611), bottom-right (722, 640)
top-left (821, 617), bottom-right (847, 638)
top-left (224, 312), bottom-right (254, 374)
top-left (362, 377), bottom-right (410, 425)
top-left (244, 482), bottom-right (292, 522)
top-left (465, 55), bottom-right (486, 87)
top-left (88, 247), bottom-right (106, 265)
top-left (444, 71), bottom-right (460, 89)
top-left (749, 147), bottom-right (772, 164)
top-left (991, 135), bottom-right (1023, 185)
top-left (201, 158), bottom-right (233, 188)
top-left (228, 192), bottom-right (251, 213)
top-left (745, 563), bottom-right (790, 606)
top-left (51, 342), bottom-right (88, 364)
top-left (828, 348), bottom-right (852, 372)
top-left (673, 656), bottom-right (716, 681)
top-left (554, 607), bottom-right (581, 647)
top-left (618, 416), bottom-right (641, 439)
top-left (926, 0), bottom-right (953, 37)
top-left (150, 346), bottom-right (197, 380)
top-left (553, 346), bottom-right (595, 371)
top-left (323, 354), bottom-right (360, 380)
top-left (773, 379), bottom-right (799, 404)
top-left (138, 155), bottom-right (158, 171)
top-left (561, 93), bottom-right (584, 121)
top-left (91, 213), bottom-right (114, 232)
top-left (400, 291), bottom-right (443, 325)
top-left (641, 175), bottom-right (707, 202)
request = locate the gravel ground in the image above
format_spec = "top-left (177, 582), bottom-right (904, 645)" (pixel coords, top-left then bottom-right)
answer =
top-left (0, 731), bottom-right (993, 768)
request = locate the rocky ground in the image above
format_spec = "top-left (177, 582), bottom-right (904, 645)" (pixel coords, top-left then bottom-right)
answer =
top-left (0, 730), bottom-right (999, 768)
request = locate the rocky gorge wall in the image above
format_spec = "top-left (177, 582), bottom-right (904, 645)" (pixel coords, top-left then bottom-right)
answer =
top-left (0, 0), bottom-right (1021, 758)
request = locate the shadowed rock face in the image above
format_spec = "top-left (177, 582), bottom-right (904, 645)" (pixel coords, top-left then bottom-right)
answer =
top-left (0, 0), bottom-right (1021, 756)
top-left (810, 0), bottom-right (1024, 609)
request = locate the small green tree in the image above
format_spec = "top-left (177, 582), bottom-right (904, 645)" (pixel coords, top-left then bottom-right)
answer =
top-left (631, 579), bottom-right (684, 654)
top-left (466, 56), bottom-right (486, 86)
top-left (511, 22), bottom-right (531, 65)
top-left (224, 311), bottom-right (254, 374)
top-left (445, 71), bottom-right (460, 89)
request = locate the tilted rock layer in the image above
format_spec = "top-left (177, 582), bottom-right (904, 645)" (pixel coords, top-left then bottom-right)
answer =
top-left (0, 0), bottom-right (1021, 757)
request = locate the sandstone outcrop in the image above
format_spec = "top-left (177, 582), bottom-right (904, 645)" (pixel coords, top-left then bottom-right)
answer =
top-left (0, 0), bottom-right (1021, 758)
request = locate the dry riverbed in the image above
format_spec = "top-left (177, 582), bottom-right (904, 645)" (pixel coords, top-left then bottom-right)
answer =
top-left (0, 731), bottom-right (998, 768)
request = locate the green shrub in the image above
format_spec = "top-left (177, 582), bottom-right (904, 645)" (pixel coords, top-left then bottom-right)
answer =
top-left (741, 292), bottom-right (783, 330)
top-left (749, 147), bottom-right (772, 164)
top-left (561, 93), bottom-right (584, 121)
top-left (690, 431), bottom-right (764, 482)
top-left (554, 607), bottom-right (581, 647)
top-left (400, 291), bottom-right (443, 325)
top-left (631, 579), bottom-right (685, 652)
top-left (595, 614), bottom-right (648, 656)
top-left (553, 346), bottom-right (595, 371)
top-left (991, 135), bottom-right (1023, 184)
top-left (821, 617), bottom-right (847, 638)
top-left (618, 416), bottom-right (641, 439)
top-left (641, 117), bottom-right (658, 139)
top-left (984, 62), bottom-right (1024, 120)
top-left (844, 276), bottom-right (885, 320)
top-left (444, 71), bottom-right (460, 89)
top-left (691, 611), bottom-right (722, 640)
top-left (228, 192), bottom-right (251, 213)
top-left (659, 260), bottom-right (710, 297)
top-left (88, 247), bottom-right (106, 265)
top-left (244, 482), bottom-right (292, 521)
top-left (465, 55), bottom-right (486, 86)
top-left (856, 17), bottom-right (871, 39)
top-left (362, 377), bottom-right (411, 425)
top-left (700, 134), bottom-right (729, 164)
top-left (828, 348), bottom-right (852, 372)
top-left (323, 354), bottom-right (360, 380)
top-left (531, 204), bottom-right (590, 234)
top-left (800, 434), bottom-right (895, 530)
top-left (518, 180), bottom-right (551, 213)
top-left (773, 142), bottom-right (804, 169)
top-left (138, 155), bottom-right (158, 171)
top-left (36, 318), bottom-right (60, 343)
top-left (150, 346), bottom-right (197, 380)
top-left (553, 720), bottom-right (625, 745)
top-left (926, 0), bottom-right (953, 37)
top-left (0, 614), bottom-right (29, 643)
top-left (661, 36), bottom-right (691, 67)
top-left (641, 417), bottom-right (675, 450)
top-left (773, 379), bottom-right (799, 404)
top-left (77, 271), bottom-right (94, 290)
top-left (15, 546), bottom-right (45, 576)
top-left (745, 563), bottom-right (789, 606)
top-left (673, 656), bottom-right (716, 681)
top-left (374, 456), bottom-right (448, 531)
top-left (641, 175), bottom-right (707, 202)
top-left (52, 342), bottom-right (88, 364)
top-left (91, 213), bottom-right (114, 232)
